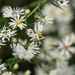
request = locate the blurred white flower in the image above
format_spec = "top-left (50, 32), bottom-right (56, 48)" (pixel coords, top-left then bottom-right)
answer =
top-left (58, 0), bottom-right (69, 7)
top-left (2, 6), bottom-right (25, 18)
top-left (56, 7), bottom-right (73, 23)
top-left (57, 23), bottom-right (72, 37)
top-left (9, 14), bottom-right (27, 30)
top-left (44, 23), bottom-right (55, 33)
top-left (49, 65), bottom-right (75, 75)
top-left (2, 72), bottom-right (12, 75)
top-left (62, 66), bottom-right (75, 75)
top-left (58, 35), bottom-right (75, 59)
top-left (0, 26), bottom-right (16, 42)
top-left (35, 14), bottom-right (53, 24)
top-left (49, 69), bottom-right (63, 75)
top-left (42, 4), bottom-right (58, 18)
top-left (0, 63), bottom-right (6, 74)
top-left (35, 66), bottom-right (47, 75)
top-left (43, 37), bottom-right (58, 50)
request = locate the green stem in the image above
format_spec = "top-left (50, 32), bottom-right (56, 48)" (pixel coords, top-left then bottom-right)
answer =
top-left (26, 0), bottom-right (47, 19)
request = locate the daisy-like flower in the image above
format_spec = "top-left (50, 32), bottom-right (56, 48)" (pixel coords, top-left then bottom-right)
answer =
top-left (58, 35), bottom-right (75, 59)
top-left (0, 26), bottom-right (16, 42)
top-left (34, 14), bottom-right (53, 25)
top-left (42, 4), bottom-right (58, 18)
top-left (31, 22), bottom-right (44, 43)
top-left (0, 63), bottom-right (6, 74)
top-left (48, 50), bottom-right (68, 68)
top-left (2, 6), bottom-right (25, 18)
top-left (9, 14), bottom-right (27, 30)
top-left (57, 0), bottom-right (69, 7)
top-left (27, 22), bottom-right (45, 45)
top-left (27, 42), bottom-right (40, 57)
top-left (56, 7), bottom-right (73, 23)
top-left (2, 72), bottom-right (12, 75)
top-left (12, 43), bottom-right (39, 61)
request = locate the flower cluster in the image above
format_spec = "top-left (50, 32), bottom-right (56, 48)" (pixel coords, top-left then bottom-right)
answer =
top-left (0, 0), bottom-right (75, 75)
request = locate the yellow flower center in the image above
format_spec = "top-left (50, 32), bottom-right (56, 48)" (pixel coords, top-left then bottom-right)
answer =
top-left (49, 41), bottom-right (55, 46)
top-left (50, 9), bottom-right (55, 14)
top-left (15, 19), bottom-right (21, 25)
top-left (12, 10), bottom-right (17, 15)
top-left (36, 31), bottom-right (41, 36)
top-left (61, 11), bottom-right (67, 17)
top-left (23, 51), bottom-right (26, 55)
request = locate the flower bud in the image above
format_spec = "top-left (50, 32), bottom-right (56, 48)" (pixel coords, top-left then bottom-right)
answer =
top-left (13, 63), bottom-right (19, 71)
top-left (27, 29), bottom-right (34, 37)
top-left (24, 70), bottom-right (31, 75)
top-left (12, 38), bottom-right (17, 43)
top-left (25, 9), bottom-right (30, 15)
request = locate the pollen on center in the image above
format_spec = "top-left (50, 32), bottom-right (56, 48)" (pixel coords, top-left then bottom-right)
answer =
top-left (50, 9), bottom-right (55, 14)
top-left (15, 19), bottom-right (21, 25)
top-left (61, 11), bottom-right (67, 17)
top-left (36, 31), bottom-right (41, 36)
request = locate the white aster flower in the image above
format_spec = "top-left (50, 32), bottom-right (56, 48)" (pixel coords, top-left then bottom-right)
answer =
top-left (0, 63), bottom-right (6, 74)
top-left (12, 43), bottom-right (30, 60)
top-left (58, 35), bottom-right (75, 59)
top-left (35, 14), bottom-right (53, 24)
top-left (9, 14), bottom-right (27, 30)
top-left (57, 0), bottom-right (69, 7)
top-left (2, 72), bottom-right (12, 75)
top-left (30, 22), bottom-right (44, 41)
top-left (12, 43), bottom-right (39, 61)
top-left (27, 42), bottom-right (40, 57)
top-left (0, 26), bottom-right (16, 42)
top-left (2, 6), bottom-right (25, 18)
